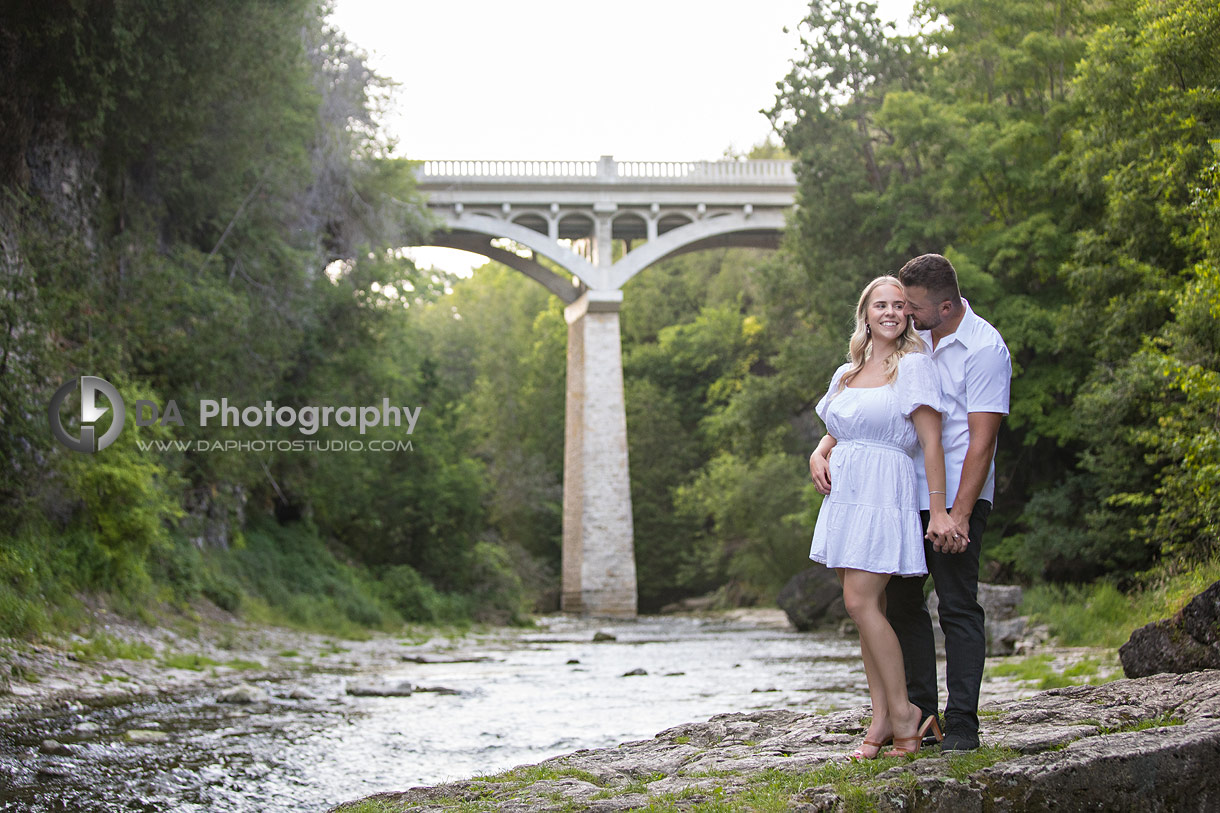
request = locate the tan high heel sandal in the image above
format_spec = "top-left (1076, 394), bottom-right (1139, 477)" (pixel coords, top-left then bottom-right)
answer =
top-left (883, 716), bottom-right (943, 757)
top-left (847, 734), bottom-right (893, 761)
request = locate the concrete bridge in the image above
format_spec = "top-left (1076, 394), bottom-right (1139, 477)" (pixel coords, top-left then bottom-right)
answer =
top-left (414, 156), bottom-right (797, 617)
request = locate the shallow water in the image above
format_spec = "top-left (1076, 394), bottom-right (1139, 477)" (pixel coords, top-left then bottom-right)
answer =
top-left (0, 614), bottom-right (868, 812)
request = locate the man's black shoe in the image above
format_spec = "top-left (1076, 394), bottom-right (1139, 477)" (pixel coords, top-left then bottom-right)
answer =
top-left (940, 731), bottom-right (980, 752)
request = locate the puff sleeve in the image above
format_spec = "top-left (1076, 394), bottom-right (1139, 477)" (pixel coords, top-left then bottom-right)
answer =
top-left (894, 353), bottom-right (944, 417)
top-left (815, 363), bottom-right (851, 424)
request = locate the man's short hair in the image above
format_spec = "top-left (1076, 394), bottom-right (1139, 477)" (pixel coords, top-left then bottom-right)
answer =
top-left (899, 254), bottom-right (962, 305)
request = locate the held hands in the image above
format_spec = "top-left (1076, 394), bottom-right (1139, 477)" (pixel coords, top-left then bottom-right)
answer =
top-left (810, 451), bottom-right (831, 496)
top-left (928, 510), bottom-right (970, 554)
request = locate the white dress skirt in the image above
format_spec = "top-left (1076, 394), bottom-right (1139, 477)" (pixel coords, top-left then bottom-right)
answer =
top-left (809, 352), bottom-right (944, 577)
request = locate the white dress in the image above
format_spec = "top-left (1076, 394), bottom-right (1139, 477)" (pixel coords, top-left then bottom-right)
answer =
top-left (809, 352), bottom-right (944, 576)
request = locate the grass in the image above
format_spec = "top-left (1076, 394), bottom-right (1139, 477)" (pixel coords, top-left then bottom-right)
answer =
top-left (986, 653), bottom-right (1064, 687)
top-left (638, 785), bottom-right (727, 812)
top-left (617, 771), bottom-right (668, 794)
top-left (160, 652), bottom-right (220, 670)
top-left (223, 658), bottom-right (262, 670)
top-left (942, 746), bottom-right (1021, 781)
top-left (1021, 556), bottom-right (1220, 647)
top-left (985, 653), bottom-right (1114, 689)
top-left (479, 764), bottom-right (608, 788)
top-left (1096, 712), bottom-right (1184, 735)
top-left (70, 633), bottom-right (155, 662)
top-left (329, 800), bottom-right (405, 813)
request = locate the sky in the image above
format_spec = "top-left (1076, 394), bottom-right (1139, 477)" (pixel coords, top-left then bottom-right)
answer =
top-left (326, 0), bottom-right (917, 274)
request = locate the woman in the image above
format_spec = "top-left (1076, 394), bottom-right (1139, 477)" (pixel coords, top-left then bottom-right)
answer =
top-left (808, 276), bottom-right (952, 758)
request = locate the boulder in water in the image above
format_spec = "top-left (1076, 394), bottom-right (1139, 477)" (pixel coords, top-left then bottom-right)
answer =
top-left (776, 566), bottom-right (845, 631)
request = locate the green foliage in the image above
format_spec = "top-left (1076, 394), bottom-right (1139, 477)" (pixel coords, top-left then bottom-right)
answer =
top-left (674, 454), bottom-right (819, 602)
top-left (207, 519), bottom-right (398, 635)
top-left (53, 380), bottom-right (186, 593)
top-left (765, 0), bottom-right (1220, 588)
top-left (1048, 0), bottom-right (1220, 571)
top-left (4, 0), bottom-right (1218, 637)
top-left (414, 264), bottom-right (565, 610)
top-left (1021, 556), bottom-right (1220, 646)
top-left (0, 524), bottom-right (87, 637)
top-left (0, 0), bottom-right (503, 637)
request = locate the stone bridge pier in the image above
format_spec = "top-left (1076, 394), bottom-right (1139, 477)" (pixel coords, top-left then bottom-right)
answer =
top-left (415, 156), bottom-right (796, 616)
top-left (561, 289), bottom-right (634, 616)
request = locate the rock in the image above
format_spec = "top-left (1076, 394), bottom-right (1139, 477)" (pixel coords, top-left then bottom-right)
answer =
top-left (400, 655), bottom-right (493, 664)
top-left (286, 688), bottom-right (315, 700)
top-left (776, 566), bottom-right (846, 631)
top-left (1120, 579), bottom-right (1220, 678)
top-left (413, 685), bottom-right (460, 696)
top-left (988, 616), bottom-right (1028, 655)
top-left (660, 595), bottom-right (719, 613)
top-left (928, 582), bottom-right (1027, 656)
top-left (216, 683), bottom-right (270, 704)
top-left (1014, 623), bottom-right (1052, 656)
top-left (592, 631), bottom-right (617, 642)
top-left (346, 680), bottom-right (414, 697)
top-left (330, 670), bottom-right (1220, 813)
top-left (37, 761), bottom-right (75, 779)
top-left (124, 729), bottom-right (169, 743)
top-left (566, 659), bottom-right (581, 665)
top-left (621, 668), bottom-right (648, 677)
top-left (40, 739), bottom-right (74, 756)
top-left (70, 721), bottom-right (100, 736)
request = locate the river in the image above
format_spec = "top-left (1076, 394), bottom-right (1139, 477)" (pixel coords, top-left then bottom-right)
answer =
top-left (0, 612), bottom-right (869, 812)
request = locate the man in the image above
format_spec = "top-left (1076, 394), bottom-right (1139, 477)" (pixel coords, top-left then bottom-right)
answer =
top-left (810, 253), bottom-right (1011, 751)
top-left (891, 253), bottom-right (1010, 750)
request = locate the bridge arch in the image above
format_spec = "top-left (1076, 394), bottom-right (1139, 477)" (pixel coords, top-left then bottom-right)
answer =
top-left (425, 211), bottom-right (598, 293)
top-left (605, 209), bottom-right (786, 289)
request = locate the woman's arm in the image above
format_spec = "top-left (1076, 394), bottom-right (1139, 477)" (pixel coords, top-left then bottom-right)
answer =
top-left (911, 405), bottom-right (954, 547)
top-left (809, 433), bottom-right (837, 495)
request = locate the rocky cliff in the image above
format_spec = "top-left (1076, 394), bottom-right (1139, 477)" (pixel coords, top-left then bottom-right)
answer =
top-left (331, 669), bottom-right (1220, 812)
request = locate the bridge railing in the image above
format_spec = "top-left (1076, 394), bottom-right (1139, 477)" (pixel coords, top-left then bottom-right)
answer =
top-left (419, 160), bottom-right (599, 178)
top-left (417, 158), bottom-right (794, 184)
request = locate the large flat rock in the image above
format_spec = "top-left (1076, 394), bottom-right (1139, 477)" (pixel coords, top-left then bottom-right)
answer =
top-left (330, 670), bottom-right (1220, 812)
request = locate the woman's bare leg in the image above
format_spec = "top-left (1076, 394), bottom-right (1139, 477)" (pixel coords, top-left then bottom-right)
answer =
top-left (842, 569), bottom-right (921, 745)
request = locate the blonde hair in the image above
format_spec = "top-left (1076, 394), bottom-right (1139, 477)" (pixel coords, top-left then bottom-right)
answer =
top-left (837, 275), bottom-right (926, 392)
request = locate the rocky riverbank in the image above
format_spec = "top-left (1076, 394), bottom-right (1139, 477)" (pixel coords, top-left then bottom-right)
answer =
top-left (331, 669), bottom-right (1220, 812)
top-left (0, 603), bottom-right (472, 715)
top-left (0, 607), bottom-right (1136, 811)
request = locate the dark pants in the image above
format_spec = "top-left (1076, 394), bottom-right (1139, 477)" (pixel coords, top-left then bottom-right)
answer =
top-left (885, 499), bottom-right (991, 736)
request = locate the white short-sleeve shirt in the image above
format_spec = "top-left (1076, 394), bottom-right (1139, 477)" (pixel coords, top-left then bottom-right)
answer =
top-left (913, 299), bottom-right (1011, 510)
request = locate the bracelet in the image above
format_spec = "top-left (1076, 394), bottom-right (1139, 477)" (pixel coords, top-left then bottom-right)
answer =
top-left (929, 490), bottom-right (946, 495)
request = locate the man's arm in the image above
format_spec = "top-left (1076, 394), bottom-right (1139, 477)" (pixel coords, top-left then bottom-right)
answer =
top-left (809, 434), bottom-right (837, 495)
top-left (944, 411), bottom-right (1003, 552)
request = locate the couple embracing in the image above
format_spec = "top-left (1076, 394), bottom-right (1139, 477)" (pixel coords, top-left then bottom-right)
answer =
top-left (808, 254), bottom-right (1011, 758)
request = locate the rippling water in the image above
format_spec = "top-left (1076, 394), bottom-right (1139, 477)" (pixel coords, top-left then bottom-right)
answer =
top-left (0, 613), bottom-right (869, 812)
